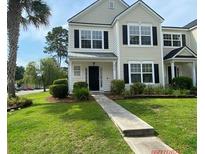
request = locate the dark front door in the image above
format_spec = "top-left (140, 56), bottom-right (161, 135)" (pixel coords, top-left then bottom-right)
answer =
top-left (168, 66), bottom-right (177, 84)
top-left (89, 66), bottom-right (99, 91)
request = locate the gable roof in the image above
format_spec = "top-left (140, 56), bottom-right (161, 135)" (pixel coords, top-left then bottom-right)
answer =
top-left (183, 19), bottom-right (197, 29)
top-left (164, 46), bottom-right (197, 60)
top-left (111, 0), bottom-right (164, 24)
top-left (68, 0), bottom-right (129, 23)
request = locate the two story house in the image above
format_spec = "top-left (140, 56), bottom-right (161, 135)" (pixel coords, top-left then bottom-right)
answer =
top-left (67, 0), bottom-right (197, 92)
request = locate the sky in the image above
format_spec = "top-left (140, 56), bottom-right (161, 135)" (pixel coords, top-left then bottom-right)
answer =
top-left (17, 0), bottom-right (197, 67)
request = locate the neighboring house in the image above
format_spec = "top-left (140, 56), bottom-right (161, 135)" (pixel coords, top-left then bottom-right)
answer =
top-left (67, 0), bottom-right (197, 92)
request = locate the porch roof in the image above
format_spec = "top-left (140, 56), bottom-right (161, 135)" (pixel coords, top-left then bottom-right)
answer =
top-left (164, 46), bottom-right (197, 61)
top-left (68, 52), bottom-right (117, 60)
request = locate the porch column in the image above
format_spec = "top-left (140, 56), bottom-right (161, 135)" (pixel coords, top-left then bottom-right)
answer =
top-left (171, 61), bottom-right (175, 79)
top-left (192, 61), bottom-right (196, 86)
top-left (113, 61), bottom-right (116, 80)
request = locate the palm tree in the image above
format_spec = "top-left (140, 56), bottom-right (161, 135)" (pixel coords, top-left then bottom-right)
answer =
top-left (7, 0), bottom-right (51, 97)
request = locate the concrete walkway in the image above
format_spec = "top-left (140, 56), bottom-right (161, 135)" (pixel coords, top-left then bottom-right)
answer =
top-left (92, 94), bottom-right (178, 154)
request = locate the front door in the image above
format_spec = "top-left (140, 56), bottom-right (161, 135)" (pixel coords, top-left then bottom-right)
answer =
top-left (89, 66), bottom-right (99, 91)
top-left (168, 66), bottom-right (178, 84)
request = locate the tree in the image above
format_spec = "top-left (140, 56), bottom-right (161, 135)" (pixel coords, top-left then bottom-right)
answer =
top-left (15, 66), bottom-right (25, 81)
top-left (44, 26), bottom-right (68, 67)
top-left (23, 62), bottom-right (38, 87)
top-left (7, 0), bottom-right (51, 97)
top-left (40, 58), bottom-right (67, 92)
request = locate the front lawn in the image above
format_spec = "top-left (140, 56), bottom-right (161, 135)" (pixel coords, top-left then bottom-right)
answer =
top-left (117, 98), bottom-right (196, 154)
top-left (8, 92), bottom-right (132, 154)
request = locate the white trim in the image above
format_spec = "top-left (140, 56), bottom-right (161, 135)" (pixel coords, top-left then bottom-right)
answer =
top-left (127, 23), bottom-right (153, 47)
top-left (173, 46), bottom-right (197, 58)
top-left (159, 23), bottom-right (165, 86)
top-left (128, 61), bottom-right (155, 85)
top-left (162, 27), bottom-right (188, 31)
top-left (68, 60), bottom-right (72, 93)
top-left (116, 21), bottom-right (121, 79)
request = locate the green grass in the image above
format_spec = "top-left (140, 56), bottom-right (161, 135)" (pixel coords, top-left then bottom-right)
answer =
top-left (117, 98), bottom-right (197, 154)
top-left (8, 92), bottom-right (133, 154)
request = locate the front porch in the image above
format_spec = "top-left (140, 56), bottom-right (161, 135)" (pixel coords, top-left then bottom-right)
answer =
top-left (164, 46), bottom-right (197, 86)
top-left (68, 52), bottom-right (117, 92)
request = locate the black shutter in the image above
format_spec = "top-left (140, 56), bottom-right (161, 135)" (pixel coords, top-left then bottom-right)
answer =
top-left (74, 30), bottom-right (79, 48)
top-left (152, 27), bottom-right (158, 46)
top-left (182, 34), bottom-right (186, 46)
top-left (154, 64), bottom-right (159, 83)
top-left (122, 25), bottom-right (128, 45)
top-left (104, 31), bottom-right (109, 49)
top-left (124, 64), bottom-right (129, 84)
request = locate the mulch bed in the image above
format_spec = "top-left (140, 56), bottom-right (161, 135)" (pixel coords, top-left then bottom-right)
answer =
top-left (106, 94), bottom-right (196, 100)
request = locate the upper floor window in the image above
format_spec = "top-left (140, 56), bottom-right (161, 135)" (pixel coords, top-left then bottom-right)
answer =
top-left (128, 24), bottom-right (152, 46)
top-left (109, 0), bottom-right (114, 9)
top-left (92, 31), bottom-right (102, 49)
top-left (81, 30), bottom-right (91, 48)
top-left (81, 30), bottom-right (103, 49)
top-left (163, 34), bottom-right (182, 47)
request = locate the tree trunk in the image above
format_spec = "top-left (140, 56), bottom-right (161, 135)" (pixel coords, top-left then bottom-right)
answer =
top-left (7, 0), bottom-right (21, 97)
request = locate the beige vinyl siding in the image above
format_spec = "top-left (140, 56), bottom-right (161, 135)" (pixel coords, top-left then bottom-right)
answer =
top-left (69, 61), bottom-right (113, 92)
top-left (117, 5), bottom-right (163, 85)
top-left (71, 0), bottom-right (127, 24)
top-left (189, 27), bottom-right (197, 53)
top-left (162, 29), bottom-right (192, 56)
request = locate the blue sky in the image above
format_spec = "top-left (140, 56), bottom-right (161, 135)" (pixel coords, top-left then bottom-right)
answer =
top-left (17, 0), bottom-right (197, 67)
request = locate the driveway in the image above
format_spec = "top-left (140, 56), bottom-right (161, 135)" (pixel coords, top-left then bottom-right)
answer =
top-left (16, 89), bottom-right (46, 96)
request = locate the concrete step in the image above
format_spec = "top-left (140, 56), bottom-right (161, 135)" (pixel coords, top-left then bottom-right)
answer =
top-left (124, 137), bottom-right (178, 154)
top-left (93, 94), bottom-right (155, 137)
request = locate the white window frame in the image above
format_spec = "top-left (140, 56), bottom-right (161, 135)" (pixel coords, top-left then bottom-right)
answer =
top-left (80, 29), bottom-right (104, 49)
top-left (80, 30), bottom-right (92, 49)
top-left (128, 61), bottom-right (155, 84)
top-left (92, 31), bottom-right (103, 49)
top-left (127, 23), bottom-right (153, 47)
top-left (73, 65), bottom-right (81, 76)
top-left (163, 33), bottom-right (183, 48)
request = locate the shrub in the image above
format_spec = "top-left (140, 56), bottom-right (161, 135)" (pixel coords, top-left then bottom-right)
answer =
top-left (123, 89), bottom-right (131, 97)
top-left (130, 82), bottom-right (146, 95)
top-left (111, 80), bottom-right (125, 95)
top-left (49, 84), bottom-right (68, 98)
top-left (8, 97), bottom-right (33, 108)
top-left (143, 86), bottom-right (154, 95)
top-left (73, 87), bottom-right (90, 101)
top-left (190, 86), bottom-right (197, 96)
top-left (171, 76), bottom-right (193, 90)
top-left (73, 82), bottom-right (88, 92)
top-left (53, 78), bottom-right (68, 85)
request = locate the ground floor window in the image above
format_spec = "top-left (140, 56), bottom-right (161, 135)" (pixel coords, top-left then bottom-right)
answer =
top-left (74, 66), bottom-right (81, 76)
top-left (129, 62), bottom-right (154, 84)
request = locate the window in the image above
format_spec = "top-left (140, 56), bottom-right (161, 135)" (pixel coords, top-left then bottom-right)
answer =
top-left (129, 26), bottom-right (140, 45)
top-left (92, 31), bottom-right (102, 49)
top-left (163, 34), bottom-right (171, 46)
top-left (141, 26), bottom-right (151, 45)
top-left (173, 34), bottom-right (181, 47)
top-left (128, 24), bottom-right (152, 46)
top-left (74, 66), bottom-right (80, 76)
top-left (81, 30), bottom-right (91, 48)
top-left (80, 30), bottom-right (103, 49)
top-left (163, 34), bottom-right (182, 47)
top-left (109, 0), bottom-right (114, 9)
top-left (142, 64), bottom-right (153, 83)
top-left (129, 62), bottom-right (154, 84)
top-left (130, 63), bottom-right (141, 83)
